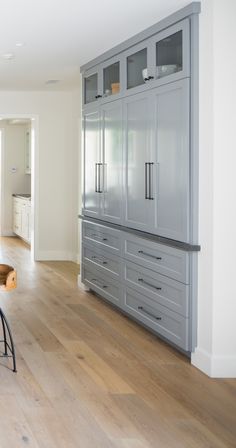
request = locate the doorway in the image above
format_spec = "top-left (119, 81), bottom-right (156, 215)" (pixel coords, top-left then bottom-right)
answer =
top-left (0, 115), bottom-right (38, 260)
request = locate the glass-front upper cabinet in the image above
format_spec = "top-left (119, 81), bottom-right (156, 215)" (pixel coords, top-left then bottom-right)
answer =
top-left (123, 19), bottom-right (189, 94)
top-left (103, 60), bottom-right (120, 97)
top-left (127, 48), bottom-right (147, 89)
top-left (152, 19), bottom-right (190, 83)
top-left (101, 55), bottom-right (124, 100)
top-left (82, 18), bottom-right (190, 104)
top-left (83, 57), bottom-right (123, 106)
top-left (83, 67), bottom-right (101, 105)
top-left (124, 41), bottom-right (151, 93)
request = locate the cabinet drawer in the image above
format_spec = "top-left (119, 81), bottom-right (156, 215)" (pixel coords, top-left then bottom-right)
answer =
top-left (83, 243), bottom-right (121, 279)
top-left (82, 265), bottom-right (121, 306)
top-left (124, 287), bottom-right (189, 351)
top-left (82, 221), bottom-right (121, 255)
top-left (122, 233), bottom-right (189, 283)
top-left (124, 261), bottom-right (189, 317)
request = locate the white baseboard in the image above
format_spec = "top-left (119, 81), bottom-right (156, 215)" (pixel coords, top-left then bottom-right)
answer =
top-left (35, 250), bottom-right (77, 262)
top-left (77, 274), bottom-right (90, 291)
top-left (191, 348), bottom-right (236, 378)
top-left (1, 230), bottom-right (14, 237)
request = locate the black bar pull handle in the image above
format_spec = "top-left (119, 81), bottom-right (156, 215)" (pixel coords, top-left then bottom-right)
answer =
top-left (138, 250), bottom-right (162, 260)
top-left (149, 162), bottom-right (154, 200)
top-left (145, 163), bottom-right (149, 199)
top-left (138, 278), bottom-right (162, 290)
top-left (138, 306), bottom-right (162, 320)
top-left (95, 163), bottom-right (98, 192)
top-left (95, 163), bottom-right (103, 193)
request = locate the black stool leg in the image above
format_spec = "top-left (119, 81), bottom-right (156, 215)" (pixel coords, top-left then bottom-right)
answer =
top-left (0, 311), bottom-right (8, 355)
top-left (0, 308), bottom-right (17, 372)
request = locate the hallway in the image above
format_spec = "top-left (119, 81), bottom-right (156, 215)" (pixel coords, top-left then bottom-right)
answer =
top-left (0, 237), bottom-right (235, 447)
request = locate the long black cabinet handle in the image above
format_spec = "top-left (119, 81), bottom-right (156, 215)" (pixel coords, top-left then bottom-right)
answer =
top-left (138, 306), bottom-right (162, 320)
top-left (144, 162), bottom-right (154, 200)
top-left (138, 278), bottom-right (162, 290)
top-left (149, 162), bottom-right (154, 200)
top-left (145, 163), bottom-right (148, 199)
top-left (95, 163), bottom-right (103, 193)
top-left (138, 250), bottom-right (162, 260)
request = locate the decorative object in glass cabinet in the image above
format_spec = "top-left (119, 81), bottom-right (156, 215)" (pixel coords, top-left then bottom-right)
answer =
top-left (103, 62), bottom-right (120, 96)
top-left (156, 31), bottom-right (182, 79)
top-left (84, 73), bottom-right (98, 104)
top-left (127, 48), bottom-right (147, 89)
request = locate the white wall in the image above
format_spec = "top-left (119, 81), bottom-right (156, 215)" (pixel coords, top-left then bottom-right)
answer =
top-left (0, 121), bottom-right (31, 235)
top-left (192, 0), bottom-right (236, 377)
top-left (0, 90), bottom-right (80, 261)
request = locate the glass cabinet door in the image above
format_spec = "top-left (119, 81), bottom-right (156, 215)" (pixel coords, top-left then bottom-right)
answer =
top-left (154, 19), bottom-right (189, 82)
top-left (156, 31), bottom-right (182, 78)
top-left (103, 61), bottom-right (120, 97)
top-left (127, 47), bottom-right (147, 90)
top-left (84, 73), bottom-right (98, 104)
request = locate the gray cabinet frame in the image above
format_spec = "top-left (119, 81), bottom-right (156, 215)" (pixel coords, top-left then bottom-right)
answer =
top-left (80, 2), bottom-right (201, 355)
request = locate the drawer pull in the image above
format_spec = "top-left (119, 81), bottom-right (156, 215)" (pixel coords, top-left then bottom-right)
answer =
top-left (91, 234), bottom-right (108, 242)
top-left (138, 306), bottom-right (162, 321)
top-left (91, 278), bottom-right (108, 289)
top-left (91, 255), bottom-right (108, 265)
top-left (138, 278), bottom-right (162, 291)
top-left (138, 250), bottom-right (162, 260)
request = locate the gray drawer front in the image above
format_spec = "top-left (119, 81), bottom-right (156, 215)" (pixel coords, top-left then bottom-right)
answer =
top-left (83, 243), bottom-right (121, 279)
top-left (124, 261), bottom-right (189, 317)
top-left (82, 265), bottom-right (121, 306)
top-left (122, 233), bottom-right (189, 283)
top-left (124, 287), bottom-right (189, 351)
top-left (83, 221), bottom-right (121, 255)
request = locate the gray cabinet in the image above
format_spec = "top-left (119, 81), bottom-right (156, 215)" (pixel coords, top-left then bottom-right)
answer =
top-left (124, 287), bottom-right (189, 351)
top-left (82, 19), bottom-right (190, 106)
top-left (123, 79), bottom-right (190, 241)
top-left (83, 67), bottom-right (101, 105)
top-left (101, 100), bottom-right (123, 224)
top-left (80, 4), bottom-right (200, 355)
top-left (81, 218), bottom-right (194, 352)
top-left (123, 92), bottom-right (155, 232)
top-left (82, 106), bottom-right (101, 218)
top-left (152, 79), bottom-right (190, 242)
top-left (82, 102), bottom-right (123, 223)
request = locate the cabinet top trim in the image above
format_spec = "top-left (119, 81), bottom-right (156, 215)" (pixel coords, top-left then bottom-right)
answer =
top-left (80, 2), bottom-right (201, 74)
top-left (79, 215), bottom-right (201, 252)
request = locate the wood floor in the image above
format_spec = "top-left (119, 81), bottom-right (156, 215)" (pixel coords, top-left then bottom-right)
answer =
top-left (0, 237), bottom-right (235, 448)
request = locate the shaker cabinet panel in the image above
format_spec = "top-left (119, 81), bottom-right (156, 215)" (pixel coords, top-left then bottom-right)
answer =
top-left (152, 79), bottom-right (190, 241)
top-left (101, 101), bottom-right (123, 224)
top-left (123, 92), bottom-right (154, 232)
top-left (82, 107), bottom-right (101, 218)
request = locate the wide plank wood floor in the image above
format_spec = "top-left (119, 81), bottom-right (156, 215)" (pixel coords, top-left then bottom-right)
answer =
top-left (0, 236), bottom-right (235, 448)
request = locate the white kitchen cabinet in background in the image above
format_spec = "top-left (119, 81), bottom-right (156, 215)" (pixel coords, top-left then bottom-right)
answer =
top-left (12, 196), bottom-right (31, 244)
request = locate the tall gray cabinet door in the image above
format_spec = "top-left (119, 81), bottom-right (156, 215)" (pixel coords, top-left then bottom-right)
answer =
top-left (82, 107), bottom-right (101, 218)
top-left (101, 101), bottom-right (123, 224)
top-left (153, 79), bottom-right (190, 242)
top-left (123, 92), bottom-right (154, 232)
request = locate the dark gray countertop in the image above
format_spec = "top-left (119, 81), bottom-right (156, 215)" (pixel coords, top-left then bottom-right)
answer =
top-left (79, 215), bottom-right (201, 252)
top-left (12, 194), bottom-right (31, 200)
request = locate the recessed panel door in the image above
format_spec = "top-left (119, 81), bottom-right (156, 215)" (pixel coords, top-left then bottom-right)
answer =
top-left (82, 107), bottom-right (101, 218)
top-left (101, 101), bottom-right (123, 224)
top-left (124, 92), bottom-right (154, 232)
top-left (152, 79), bottom-right (190, 241)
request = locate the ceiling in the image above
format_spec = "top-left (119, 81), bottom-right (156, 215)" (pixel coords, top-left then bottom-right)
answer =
top-left (0, 0), bottom-right (191, 91)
